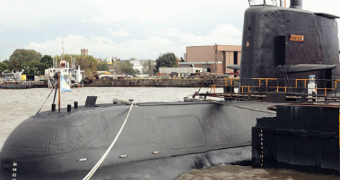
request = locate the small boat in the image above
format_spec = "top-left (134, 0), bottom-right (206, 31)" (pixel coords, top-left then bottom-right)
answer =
top-left (45, 60), bottom-right (83, 88)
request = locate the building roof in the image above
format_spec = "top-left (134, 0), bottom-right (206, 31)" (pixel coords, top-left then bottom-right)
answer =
top-left (186, 45), bottom-right (241, 51)
top-left (179, 61), bottom-right (222, 65)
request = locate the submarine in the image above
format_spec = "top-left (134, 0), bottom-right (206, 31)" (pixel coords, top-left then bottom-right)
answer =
top-left (1, 0), bottom-right (339, 179)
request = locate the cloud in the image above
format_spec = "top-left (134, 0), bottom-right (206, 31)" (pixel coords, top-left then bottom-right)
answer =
top-left (148, 23), bottom-right (242, 46)
top-left (23, 34), bottom-right (178, 59)
top-left (108, 28), bottom-right (130, 36)
top-left (147, 28), bottom-right (181, 38)
top-left (179, 24), bottom-right (242, 45)
top-left (22, 23), bottom-right (242, 60)
top-left (23, 35), bottom-right (89, 56)
top-left (81, 0), bottom-right (247, 24)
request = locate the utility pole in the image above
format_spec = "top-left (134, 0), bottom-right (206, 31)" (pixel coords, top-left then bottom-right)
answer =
top-left (58, 72), bottom-right (61, 113)
top-left (62, 38), bottom-right (65, 61)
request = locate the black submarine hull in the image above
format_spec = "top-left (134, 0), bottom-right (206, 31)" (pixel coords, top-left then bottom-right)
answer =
top-left (0, 101), bottom-right (275, 180)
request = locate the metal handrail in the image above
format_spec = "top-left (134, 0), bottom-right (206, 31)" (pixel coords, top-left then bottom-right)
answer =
top-left (248, 0), bottom-right (278, 7)
top-left (224, 77), bottom-right (340, 97)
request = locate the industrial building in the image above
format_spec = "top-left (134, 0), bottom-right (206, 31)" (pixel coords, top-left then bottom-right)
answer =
top-left (179, 45), bottom-right (241, 74)
top-left (81, 49), bottom-right (88, 55)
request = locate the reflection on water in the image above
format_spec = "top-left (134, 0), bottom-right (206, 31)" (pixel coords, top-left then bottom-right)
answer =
top-left (0, 87), bottom-right (338, 180)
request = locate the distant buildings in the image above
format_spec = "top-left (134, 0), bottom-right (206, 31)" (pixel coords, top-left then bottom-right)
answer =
top-left (81, 49), bottom-right (88, 55)
top-left (80, 44), bottom-right (244, 76)
top-left (183, 53), bottom-right (187, 61)
top-left (129, 59), bottom-right (155, 74)
top-left (129, 59), bottom-right (143, 74)
top-left (179, 45), bottom-right (241, 74)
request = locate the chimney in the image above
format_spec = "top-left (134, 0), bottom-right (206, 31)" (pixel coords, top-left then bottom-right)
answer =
top-left (290, 0), bottom-right (302, 9)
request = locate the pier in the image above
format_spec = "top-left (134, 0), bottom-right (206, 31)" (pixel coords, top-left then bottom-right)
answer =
top-left (86, 78), bottom-right (225, 87)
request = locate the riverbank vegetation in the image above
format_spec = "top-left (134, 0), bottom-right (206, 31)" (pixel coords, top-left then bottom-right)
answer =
top-left (1, 49), bottom-right (52, 75)
top-left (1, 49), bottom-right (183, 81)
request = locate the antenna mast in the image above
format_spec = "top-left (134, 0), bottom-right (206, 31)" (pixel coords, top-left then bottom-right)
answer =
top-left (214, 44), bottom-right (217, 73)
top-left (62, 38), bottom-right (65, 60)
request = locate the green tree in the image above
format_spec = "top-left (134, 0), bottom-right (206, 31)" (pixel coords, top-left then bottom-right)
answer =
top-left (97, 61), bottom-right (110, 71)
top-left (9, 49), bottom-right (42, 64)
top-left (53, 54), bottom-right (73, 66)
top-left (54, 54), bottom-right (98, 74)
top-left (155, 53), bottom-right (177, 72)
top-left (115, 61), bottom-right (134, 74)
top-left (22, 61), bottom-right (48, 75)
top-left (41, 55), bottom-right (53, 67)
top-left (7, 49), bottom-right (47, 73)
top-left (0, 62), bottom-right (9, 74)
top-left (75, 55), bottom-right (97, 74)
top-left (84, 68), bottom-right (94, 82)
top-left (8, 59), bottom-right (22, 73)
top-left (133, 69), bottom-right (141, 75)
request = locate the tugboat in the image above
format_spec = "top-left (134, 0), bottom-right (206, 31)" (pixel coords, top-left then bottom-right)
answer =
top-left (1, 0), bottom-right (339, 179)
top-left (45, 60), bottom-right (83, 88)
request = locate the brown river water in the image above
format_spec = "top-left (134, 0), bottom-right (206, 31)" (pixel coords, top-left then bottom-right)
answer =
top-left (0, 87), bottom-right (339, 180)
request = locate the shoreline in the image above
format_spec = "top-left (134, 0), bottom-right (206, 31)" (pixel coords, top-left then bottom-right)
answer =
top-left (0, 78), bottom-right (225, 89)
top-left (85, 78), bottom-right (223, 88)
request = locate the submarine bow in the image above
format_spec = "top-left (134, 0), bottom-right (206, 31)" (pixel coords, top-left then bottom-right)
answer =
top-left (0, 102), bottom-right (275, 179)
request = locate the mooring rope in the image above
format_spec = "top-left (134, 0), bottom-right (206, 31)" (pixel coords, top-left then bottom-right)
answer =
top-left (83, 101), bottom-right (134, 180)
top-left (36, 87), bottom-right (55, 115)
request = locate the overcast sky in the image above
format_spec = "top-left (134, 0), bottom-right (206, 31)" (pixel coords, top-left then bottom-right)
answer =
top-left (0, 0), bottom-right (339, 61)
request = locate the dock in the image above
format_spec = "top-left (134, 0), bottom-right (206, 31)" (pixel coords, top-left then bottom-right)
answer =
top-left (86, 78), bottom-right (224, 88)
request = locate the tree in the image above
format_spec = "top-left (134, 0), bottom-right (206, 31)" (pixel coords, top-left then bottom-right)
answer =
top-left (7, 49), bottom-right (49, 74)
top-left (97, 61), bottom-right (110, 71)
top-left (41, 55), bottom-right (53, 68)
top-left (54, 54), bottom-right (98, 74)
top-left (75, 55), bottom-right (97, 74)
top-left (8, 59), bottom-right (22, 73)
top-left (155, 53), bottom-right (177, 72)
top-left (84, 68), bottom-right (94, 83)
top-left (3, 60), bottom-right (9, 64)
top-left (115, 61), bottom-right (134, 74)
top-left (133, 69), bottom-right (141, 75)
top-left (180, 57), bottom-right (185, 62)
top-left (0, 62), bottom-right (8, 74)
top-left (9, 49), bottom-right (42, 64)
top-left (22, 61), bottom-right (48, 75)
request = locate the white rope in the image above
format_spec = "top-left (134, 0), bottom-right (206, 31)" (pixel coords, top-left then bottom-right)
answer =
top-left (83, 101), bottom-right (134, 180)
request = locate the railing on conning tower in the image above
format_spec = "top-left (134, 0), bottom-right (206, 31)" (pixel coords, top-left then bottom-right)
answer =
top-left (223, 78), bottom-right (340, 98)
top-left (248, 0), bottom-right (279, 7)
top-left (192, 77), bottom-right (340, 103)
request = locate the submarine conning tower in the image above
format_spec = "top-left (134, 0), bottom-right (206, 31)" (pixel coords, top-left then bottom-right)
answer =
top-left (240, 0), bottom-right (340, 87)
